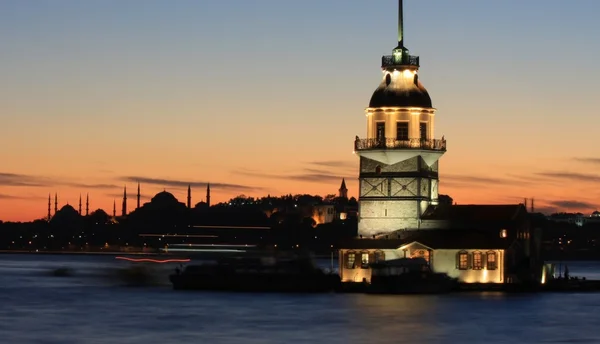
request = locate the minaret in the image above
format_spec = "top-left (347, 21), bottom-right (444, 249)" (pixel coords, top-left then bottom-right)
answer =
top-left (339, 178), bottom-right (348, 199)
top-left (187, 184), bottom-right (192, 209)
top-left (85, 193), bottom-right (89, 216)
top-left (54, 193), bottom-right (58, 214)
top-left (47, 194), bottom-right (51, 221)
top-left (78, 194), bottom-right (82, 214)
top-left (136, 182), bottom-right (141, 209)
top-left (113, 200), bottom-right (116, 217)
top-left (206, 183), bottom-right (211, 207)
top-left (121, 185), bottom-right (127, 216)
top-left (353, 0), bottom-right (446, 237)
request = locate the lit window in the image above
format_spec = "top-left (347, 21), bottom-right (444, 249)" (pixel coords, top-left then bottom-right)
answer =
top-left (346, 253), bottom-right (356, 269)
top-left (500, 229), bottom-right (508, 238)
top-left (396, 122), bottom-right (409, 141)
top-left (458, 251), bottom-right (469, 270)
top-left (473, 251), bottom-right (483, 270)
top-left (487, 251), bottom-right (497, 270)
top-left (361, 253), bottom-right (370, 269)
top-left (420, 123), bottom-right (427, 140)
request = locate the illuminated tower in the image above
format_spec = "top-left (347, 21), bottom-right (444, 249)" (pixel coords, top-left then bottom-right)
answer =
top-left (78, 194), bottom-right (82, 214)
top-left (187, 184), bottom-right (192, 209)
top-left (353, 0), bottom-right (446, 237)
top-left (47, 194), bottom-right (51, 221)
top-left (121, 186), bottom-right (127, 216)
top-left (54, 193), bottom-right (58, 214)
top-left (206, 183), bottom-right (211, 207)
top-left (136, 182), bottom-right (141, 209)
top-left (85, 193), bottom-right (89, 216)
top-left (339, 179), bottom-right (348, 199)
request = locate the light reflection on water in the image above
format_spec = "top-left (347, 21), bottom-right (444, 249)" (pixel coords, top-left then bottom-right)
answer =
top-left (0, 254), bottom-right (599, 344)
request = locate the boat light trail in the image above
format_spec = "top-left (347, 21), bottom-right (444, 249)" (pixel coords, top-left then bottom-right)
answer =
top-left (160, 248), bottom-right (248, 253)
top-left (190, 225), bottom-right (270, 230)
top-left (115, 257), bottom-right (191, 263)
top-left (138, 234), bottom-right (218, 238)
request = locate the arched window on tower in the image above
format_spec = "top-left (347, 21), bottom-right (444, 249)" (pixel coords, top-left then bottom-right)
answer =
top-left (375, 165), bottom-right (382, 174)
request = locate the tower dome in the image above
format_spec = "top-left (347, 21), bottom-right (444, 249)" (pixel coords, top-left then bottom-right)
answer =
top-left (369, 70), bottom-right (432, 108)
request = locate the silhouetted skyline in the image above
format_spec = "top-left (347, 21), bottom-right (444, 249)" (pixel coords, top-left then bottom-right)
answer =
top-left (1, 0), bottom-right (600, 221)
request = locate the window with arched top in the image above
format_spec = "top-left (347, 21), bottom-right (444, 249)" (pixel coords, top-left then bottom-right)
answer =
top-left (472, 251), bottom-right (483, 270)
top-left (375, 165), bottom-right (382, 174)
top-left (486, 251), bottom-right (497, 270)
top-left (500, 229), bottom-right (508, 238)
top-left (457, 251), bottom-right (469, 270)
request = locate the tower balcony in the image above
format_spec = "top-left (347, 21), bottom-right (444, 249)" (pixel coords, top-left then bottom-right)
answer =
top-left (354, 138), bottom-right (446, 152)
top-left (381, 54), bottom-right (420, 68)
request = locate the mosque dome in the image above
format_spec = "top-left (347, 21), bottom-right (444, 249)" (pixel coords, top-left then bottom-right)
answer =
top-left (369, 70), bottom-right (432, 108)
top-left (151, 191), bottom-right (178, 204)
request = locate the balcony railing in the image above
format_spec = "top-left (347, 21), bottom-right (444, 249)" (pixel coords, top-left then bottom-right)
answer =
top-left (354, 138), bottom-right (446, 151)
top-left (381, 54), bottom-right (420, 68)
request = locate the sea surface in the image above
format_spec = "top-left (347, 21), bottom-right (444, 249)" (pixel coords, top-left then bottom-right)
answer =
top-left (0, 254), bottom-right (599, 344)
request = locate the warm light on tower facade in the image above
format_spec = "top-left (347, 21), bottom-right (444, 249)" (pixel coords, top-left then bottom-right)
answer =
top-left (354, 0), bottom-right (446, 237)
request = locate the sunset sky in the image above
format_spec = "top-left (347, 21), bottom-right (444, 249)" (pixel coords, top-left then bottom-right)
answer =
top-left (1, 0), bottom-right (599, 222)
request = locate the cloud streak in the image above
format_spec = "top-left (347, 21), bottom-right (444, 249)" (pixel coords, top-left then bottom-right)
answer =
top-left (119, 176), bottom-right (260, 191)
top-left (549, 200), bottom-right (597, 210)
top-left (308, 160), bottom-right (356, 169)
top-left (0, 172), bottom-right (50, 187)
top-left (65, 182), bottom-right (119, 189)
top-left (535, 172), bottom-right (600, 183)
top-left (236, 169), bottom-right (347, 184)
top-left (574, 158), bottom-right (600, 165)
top-left (442, 174), bottom-right (515, 185)
top-left (0, 193), bottom-right (25, 199)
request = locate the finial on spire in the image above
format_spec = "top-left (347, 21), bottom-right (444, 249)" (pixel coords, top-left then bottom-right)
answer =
top-left (397, 0), bottom-right (404, 49)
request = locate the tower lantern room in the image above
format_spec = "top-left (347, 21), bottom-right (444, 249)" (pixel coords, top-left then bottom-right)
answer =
top-left (353, 0), bottom-right (447, 237)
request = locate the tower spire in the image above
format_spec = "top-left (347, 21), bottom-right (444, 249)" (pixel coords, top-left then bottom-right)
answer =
top-left (397, 0), bottom-right (404, 49)
top-left (122, 185), bottom-right (127, 217)
top-left (339, 178), bottom-right (348, 199)
top-left (137, 182), bottom-right (141, 209)
top-left (78, 194), bottom-right (82, 214)
top-left (206, 183), bottom-right (211, 207)
top-left (187, 184), bottom-right (192, 209)
top-left (85, 193), bottom-right (89, 216)
top-left (47, 193), bottom-right (51, 221)
top-left (113, 200), bottom-right (116, 217)
top-left (54, 193), bottom-right (58, 214)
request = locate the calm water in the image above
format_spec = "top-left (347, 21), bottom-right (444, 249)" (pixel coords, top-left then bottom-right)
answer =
top-left (1, 254), bottom-right (599, 344)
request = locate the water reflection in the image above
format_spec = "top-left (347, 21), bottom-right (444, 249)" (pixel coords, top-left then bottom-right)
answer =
top-left (0, 255), bottom-right (600, 343)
